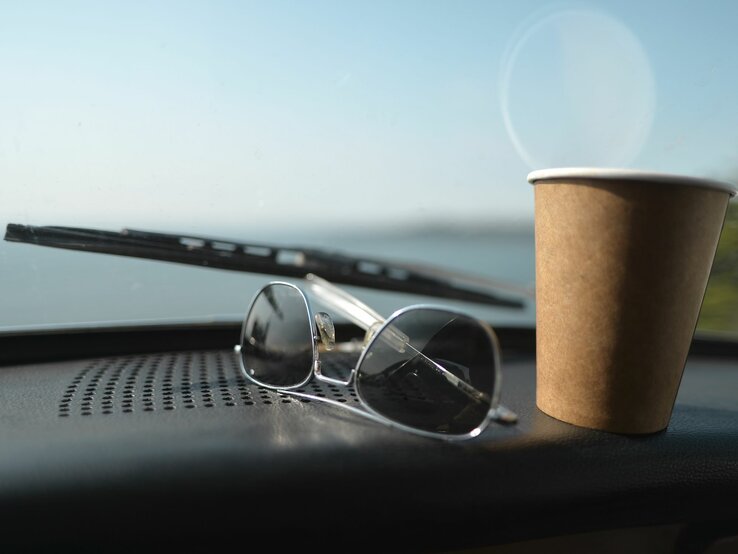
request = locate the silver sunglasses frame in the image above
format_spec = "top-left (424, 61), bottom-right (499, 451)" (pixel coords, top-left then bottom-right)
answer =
top-left (236, 274), bottom-right (517, 440)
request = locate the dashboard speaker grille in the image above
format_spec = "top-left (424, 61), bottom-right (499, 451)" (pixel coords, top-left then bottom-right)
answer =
top-left (57, 350), bottom-right (360, 417)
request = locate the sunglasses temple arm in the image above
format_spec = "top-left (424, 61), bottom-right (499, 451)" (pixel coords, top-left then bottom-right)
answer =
top-left (304, 273), bottom-right (384, 331)
top-left (413, 350), bottom-right (517, 423)
top-left (402, 340), bottom-right (491, 402)
top-left (303, 273), bottom-right (518, 422)
top-left (304, 273), bottom-right (409, 350)
top-left (421, 351), bottom-right (517, 423)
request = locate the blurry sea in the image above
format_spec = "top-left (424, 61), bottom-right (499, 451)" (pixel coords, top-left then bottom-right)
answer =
top-left (0, 225), bottom-right (537, 331)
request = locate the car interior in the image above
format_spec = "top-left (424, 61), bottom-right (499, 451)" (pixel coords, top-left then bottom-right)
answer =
top-left (2, 2), bottom-right (737, 553)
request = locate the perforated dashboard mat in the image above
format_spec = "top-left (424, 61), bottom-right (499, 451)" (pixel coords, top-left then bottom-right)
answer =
top-left (56, 350), bottom-right (361, 418)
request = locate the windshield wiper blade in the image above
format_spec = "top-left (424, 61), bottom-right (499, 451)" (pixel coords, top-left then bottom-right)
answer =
top-left (4, 223), bottom-right (529, 309)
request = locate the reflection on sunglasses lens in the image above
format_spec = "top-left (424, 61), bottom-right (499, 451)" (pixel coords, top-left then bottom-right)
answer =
top-left (240, 284), bottom-right (314, 388)
top-left (356, 309), bottom-right (498, 436)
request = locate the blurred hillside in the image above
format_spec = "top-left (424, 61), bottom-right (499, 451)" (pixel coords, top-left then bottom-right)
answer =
top-left (697, 199), bottom-right (738, 335)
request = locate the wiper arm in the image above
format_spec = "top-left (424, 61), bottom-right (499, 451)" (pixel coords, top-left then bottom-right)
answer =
top-left (4, 223), bottom-right (529, 309)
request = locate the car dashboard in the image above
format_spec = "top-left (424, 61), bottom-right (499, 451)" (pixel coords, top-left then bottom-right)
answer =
top-left (0, 324), bottom-right (736, 553)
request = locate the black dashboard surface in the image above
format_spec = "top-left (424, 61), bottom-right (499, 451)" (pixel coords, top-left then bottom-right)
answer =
top-left (0, 328), bottom-right (737, 553)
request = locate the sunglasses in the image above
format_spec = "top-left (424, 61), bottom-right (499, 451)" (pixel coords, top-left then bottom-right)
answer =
top-left (235, 273), bottom-right (517, 440)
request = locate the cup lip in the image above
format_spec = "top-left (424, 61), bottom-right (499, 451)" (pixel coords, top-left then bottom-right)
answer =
top-left (527, 167), bottom-right (737, 196)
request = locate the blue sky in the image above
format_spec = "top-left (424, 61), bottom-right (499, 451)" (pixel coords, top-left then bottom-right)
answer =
top-left (2, 0), bottom-right (737, 234)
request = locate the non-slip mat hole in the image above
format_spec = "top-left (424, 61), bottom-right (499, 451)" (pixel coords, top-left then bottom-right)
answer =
top-left (58, 350), bottom-right (360, 417)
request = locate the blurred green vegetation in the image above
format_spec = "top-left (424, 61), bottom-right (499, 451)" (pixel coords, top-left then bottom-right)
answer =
top-left (697, 199), bottom-right (738, 335)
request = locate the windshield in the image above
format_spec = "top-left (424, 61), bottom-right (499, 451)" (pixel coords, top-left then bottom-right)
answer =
top-left (2, 1), bottom-right (737, 336)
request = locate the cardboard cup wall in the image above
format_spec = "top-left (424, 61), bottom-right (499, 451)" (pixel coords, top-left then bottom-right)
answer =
top-left (528, 168), bottom-right (737, 434)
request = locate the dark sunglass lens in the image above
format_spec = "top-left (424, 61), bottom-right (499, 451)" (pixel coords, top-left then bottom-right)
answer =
top-left (356, 309), bottom-right (498, 436)
top-left (240, 284), bottom-right (314, 387)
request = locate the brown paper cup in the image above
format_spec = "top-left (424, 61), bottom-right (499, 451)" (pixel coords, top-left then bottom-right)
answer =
top-left (528, 168), bottom-right (736, 434)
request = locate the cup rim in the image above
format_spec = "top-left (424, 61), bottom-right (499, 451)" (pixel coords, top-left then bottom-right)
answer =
top-left (527, 167), bottom-right (737, 196)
